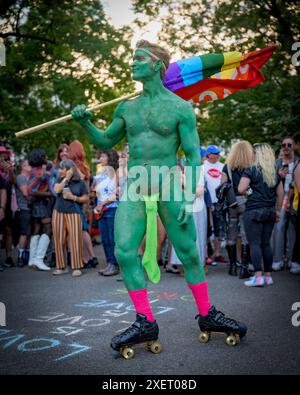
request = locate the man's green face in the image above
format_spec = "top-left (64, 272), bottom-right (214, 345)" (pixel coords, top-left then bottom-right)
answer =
top-left (131, 48), bottom-right (155, 81)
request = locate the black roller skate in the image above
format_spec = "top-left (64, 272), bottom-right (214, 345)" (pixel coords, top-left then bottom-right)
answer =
top-left (196, 306), bottom-right (247, 346)
top-left (111, 313), bottom-right (162, 359)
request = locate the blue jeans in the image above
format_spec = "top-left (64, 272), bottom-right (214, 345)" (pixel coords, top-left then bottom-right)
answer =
top-left (99, 207), bottom-right (118, 267)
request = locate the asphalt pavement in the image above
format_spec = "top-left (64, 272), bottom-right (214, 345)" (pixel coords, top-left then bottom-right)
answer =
top-left (0, 245), bottom-right (300, 375)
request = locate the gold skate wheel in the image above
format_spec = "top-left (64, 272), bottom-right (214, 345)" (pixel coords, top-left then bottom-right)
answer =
top-left (121, 347), bottom-right (135, 359)
top-left (199, 331), bottom-right (210, 343)
top-left (226, 334), bottom-right (237, 346)
top-left (148, 342), bottom-right (162, 354)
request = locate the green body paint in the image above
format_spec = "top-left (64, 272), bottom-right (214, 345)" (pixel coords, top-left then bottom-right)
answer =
top-left (72, 46), bottom-right (206, 290)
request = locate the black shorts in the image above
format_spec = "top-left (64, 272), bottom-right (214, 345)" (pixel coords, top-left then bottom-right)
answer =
top-left (15, 210), bottom-right (32, 236)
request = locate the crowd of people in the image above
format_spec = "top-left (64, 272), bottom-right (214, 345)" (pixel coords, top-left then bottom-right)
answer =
top-left (0, 132), bottom-right (300, 287)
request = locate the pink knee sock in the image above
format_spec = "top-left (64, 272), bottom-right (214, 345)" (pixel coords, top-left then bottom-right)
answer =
top-left (188, 281), bottom-right (211, 316)
top-left (128, 289), bottom-right (155, 322)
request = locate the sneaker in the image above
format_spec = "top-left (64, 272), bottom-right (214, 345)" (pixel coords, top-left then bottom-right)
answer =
top-left (244, 275), bottom-right (264, 287)
top-left (72, 270), bottom-right (82, 277)
top-left (52, 268), bottom-right (69, 276)
top-left (99, 263), bottom-right (112, 275)
top-left (290, 262), bottom-right (300, 274)
top-left (206, 257), bottom-right (217, 266)
top-left (264, 275), bottom-right (274, 285)
top-left (102, 265), bottom-right (119, 276)
top-left (272, 261), bottom-right (283, 271)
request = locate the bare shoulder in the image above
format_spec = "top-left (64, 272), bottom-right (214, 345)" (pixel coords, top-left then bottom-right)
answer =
top-left (113, 96), bottom-right (140, 118)
top-left (171, 95), bottom-right (196, 122)
top-left (163, 90), bottom-right (195, 113)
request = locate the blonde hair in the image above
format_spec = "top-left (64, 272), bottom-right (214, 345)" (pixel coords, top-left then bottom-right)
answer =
top-left (254, 143), bottom-right (277, 188)
top-left (226, 140), bottom-right (254, 170)
top-left (136, 40), bottom-right (170, 79)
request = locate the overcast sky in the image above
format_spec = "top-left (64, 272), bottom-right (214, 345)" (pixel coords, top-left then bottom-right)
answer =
top-left (102, 0), bottom-right (161, 46)
top-left (102, 0), bottom-right (135, 27)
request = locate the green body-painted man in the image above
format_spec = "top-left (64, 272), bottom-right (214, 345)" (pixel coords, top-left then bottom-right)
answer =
top-left (72, 41), bottom-right (247, 357)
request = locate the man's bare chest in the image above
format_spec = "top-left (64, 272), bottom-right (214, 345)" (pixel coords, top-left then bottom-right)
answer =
top-left (124, 102), bottom-right (179, 137)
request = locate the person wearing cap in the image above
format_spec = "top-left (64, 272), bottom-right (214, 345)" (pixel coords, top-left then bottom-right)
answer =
top-left (203, 145), bottom-right (227, 263)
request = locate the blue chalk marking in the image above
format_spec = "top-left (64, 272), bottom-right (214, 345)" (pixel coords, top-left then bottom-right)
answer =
top-left (75, 299), bottom-right (108, 308)
top-left (55, 343), bottom-right (91, 361)
top-left (18, 338), bottom-right (60, 352)
top-left (75, 300), bottom-right (126, 309)
top-left (0, 333), bottom-right (25, 349)
top-left (156, 306), bottom-right (176, 315)
top-left (0, 329), bottom-right (11, 336)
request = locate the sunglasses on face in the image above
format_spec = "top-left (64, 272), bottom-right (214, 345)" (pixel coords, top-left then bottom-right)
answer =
top-left (282, 143), bottom-right (292, 148)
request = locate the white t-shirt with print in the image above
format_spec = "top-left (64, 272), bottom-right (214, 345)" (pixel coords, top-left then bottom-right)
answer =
top-left (193, 166), bottom-right (205, 212)
top-left (203, 160), bottom-right (223, 203)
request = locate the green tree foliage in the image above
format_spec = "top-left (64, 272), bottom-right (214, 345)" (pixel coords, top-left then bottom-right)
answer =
top-left (0, 0), bottom-right (134, 161)
top-left (133, 0), bottom-right (300, 149)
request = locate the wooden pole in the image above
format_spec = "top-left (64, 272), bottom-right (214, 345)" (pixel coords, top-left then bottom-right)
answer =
top-left (15, 90), bottom-right (142, 138)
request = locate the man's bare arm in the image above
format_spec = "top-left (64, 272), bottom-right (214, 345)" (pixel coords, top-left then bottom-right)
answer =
top-left (71, 102), bottom-right (126, 149)
top-left (177, 103), bottom-right (201, 225)
top-left (178, 103), bottom-right (201, 199)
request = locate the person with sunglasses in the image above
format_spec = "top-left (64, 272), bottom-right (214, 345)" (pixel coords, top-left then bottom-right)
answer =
top-left (52, 160), bottom-right (89, 277)
top-left (272, 137), bottom-right (297, 271)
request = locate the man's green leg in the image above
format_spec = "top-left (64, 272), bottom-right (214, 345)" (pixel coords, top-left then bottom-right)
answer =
top-left (158, 199), bottom-right (205, 284)
top-left (114, 198), bottom-right (147, 290)
top-left (158, 178), bottom-right (211, 316)
top-left (114, 198), bottom-right (155, 321)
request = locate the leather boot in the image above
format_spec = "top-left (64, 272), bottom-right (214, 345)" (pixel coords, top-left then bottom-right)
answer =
top-left (32, 234), bottom-right (51, 271)
top-left (239, 244), bottom-right (252, 279)
top-left (28, 235), bottom-right (40, 267)
top-left (226, 245), bottom-right (237, 276)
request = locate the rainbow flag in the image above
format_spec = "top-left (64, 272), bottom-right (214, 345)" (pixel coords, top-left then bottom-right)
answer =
top-left (163, 45), bottom-right (276, 103)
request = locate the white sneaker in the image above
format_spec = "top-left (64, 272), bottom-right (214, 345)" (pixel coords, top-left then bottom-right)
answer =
top-left (290, 262), bottom-right (300, 274)
top-left (264, 275), bottom-right (274, 285)
top-left (53, 268), bottom-right (69, 276)
top-left (244, 275), bottom-right (264, 287)
top-left (272, 261), bottom-right (283, 271)
top-left (72, 270), bottom-right (82, 277)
